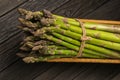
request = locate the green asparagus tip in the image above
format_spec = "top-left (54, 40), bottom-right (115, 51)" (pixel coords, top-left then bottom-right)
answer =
top-left (25, 42), bottom-right (34, 48)
top-left (18, 18), bottom-right (25, 23)
top-left (18, 8), bottom-right (29, 15)
top-left (18, 8), bottom-right (34, 20)
top-left (23, 57), bottom-right (39, 63)
top-left (32, 45), bottom-right (43, 51)
top-left (42, 9), bottom-right (53, 18)
top-left (24, 36), bottom-right (34, 42)
top-left (18, 18), bottom-right (37, 28)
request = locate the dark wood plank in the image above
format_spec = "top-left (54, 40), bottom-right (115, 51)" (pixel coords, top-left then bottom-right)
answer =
top-left (50, 63), bottom-right (97, 80)
top-left (1, 0), bottom-right (120, 80)
top-left (73, 64), bottom-right (120, 80)
top-left (0, 0), bottom-right (27, 17)
top-left (0, 0), bottom-right (107, 74)
top-left (0, 60), bottom-right (54, 80)
top-left (34, 63), bottom-right (74, 80)
top-left (52, 0), bottom-right (109, 18)
top-left (32, 1), bottom-right (114, 80)
top-left (111, 72), bottom-right (120, 80)
top-left (0, 0), bottom-right (108, 70)
top-left (33, 0), bottom-right (120, 80)
top-left (85, 0), bottom-right (120, 20)
top-left (0, 0), bottom-right (69, 72)
top-left (0, 33), bottom-right (23, 72)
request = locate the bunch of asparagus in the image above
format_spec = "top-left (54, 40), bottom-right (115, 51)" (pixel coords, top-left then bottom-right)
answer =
top-left (17, 8), bottom-right (120, 63)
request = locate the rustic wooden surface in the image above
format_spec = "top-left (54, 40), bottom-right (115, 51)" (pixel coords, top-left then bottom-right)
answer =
top-left (0, 0), bottom-right (120, 80)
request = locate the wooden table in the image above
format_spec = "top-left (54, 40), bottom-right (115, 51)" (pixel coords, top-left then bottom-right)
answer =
top-left (0, 0), bottom-right (120, 80)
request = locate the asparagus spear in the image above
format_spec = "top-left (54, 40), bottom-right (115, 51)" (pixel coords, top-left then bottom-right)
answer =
top-left (23, 51), bottom-right (102, 63)
top-left (52, 32), bottom-right (120, 58)
top-left (42, 34), bottom-right (120, 58)
top-left (47, 27), bottom-right (120, 51)
top-left (18, 8), bottom-right (120, 34)
top-left (54, 18), bottom-right (120, 43)
top-left (53, 14), bottom-right (120, 34)
top-left (19, 8), bottom-right (120, 33)
top-left (18, 8), bottom-right (120, 43)
top-left (17, 8), bottom-right (120, 63)
top-left (18, 17), bottom-right (120, 57)
top-left (19, 18), bottom-right (120, 51)
top-left (45, 45), bottom-right (106, 58)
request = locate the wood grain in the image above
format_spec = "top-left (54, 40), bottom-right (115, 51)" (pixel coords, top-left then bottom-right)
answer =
top-left (0, 0), bottom-right (120, 80)
top-left (0, 0), bottom-right (69, 72)
top-left (85, 0), bottom-right (120, 20)
top-left (34, 63), bottom-right (73, 80)
top-left (52, 0), bottom-right (109, 18)
top-left (0, 0), bottom-right (27, 17)
top-left (51, 64), bottom-right (96, 80)
top-left (0, 60), bottom-right (54, 80)
top-left (74, 64), bottom-right (120, 80)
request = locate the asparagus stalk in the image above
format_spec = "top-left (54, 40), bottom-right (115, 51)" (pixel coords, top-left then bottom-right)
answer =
top-left (21, 40), bottom-right (106, 63)
top-left (54, 18), bottom-right (120, 43)
top-left (21, 36), bottom-right (107, 58)
top-left (18, 8), bottom-right (120, 43)
top-left (21, 40), bottom-right (104, 59)
top-left (23, 52), bottom-right (102, 63)
top-left (42, 34), bottom-right (120, 58)
top-left (45, 45), bottom-right (106, 58)
top-left (17, 8), bottom-right (120, 63)
top-left (23, 48), bottom-right (106, 63)
top-left (18, 8), bottom-right (120, 34)
top-left (51, 32), bottom-right (120, 58)
top-left (38, 51), bottom-right (105, 61)
top-left (19, 18), bottom-right (120, 51)
top-left (47, 27), bottom-right (120, 51)
top-left (19, 18), bottom-right (120, 53)
top-left (53, 15), bottom-right (120, 34)
top-left (20, 25), bottom-right (120, 58)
